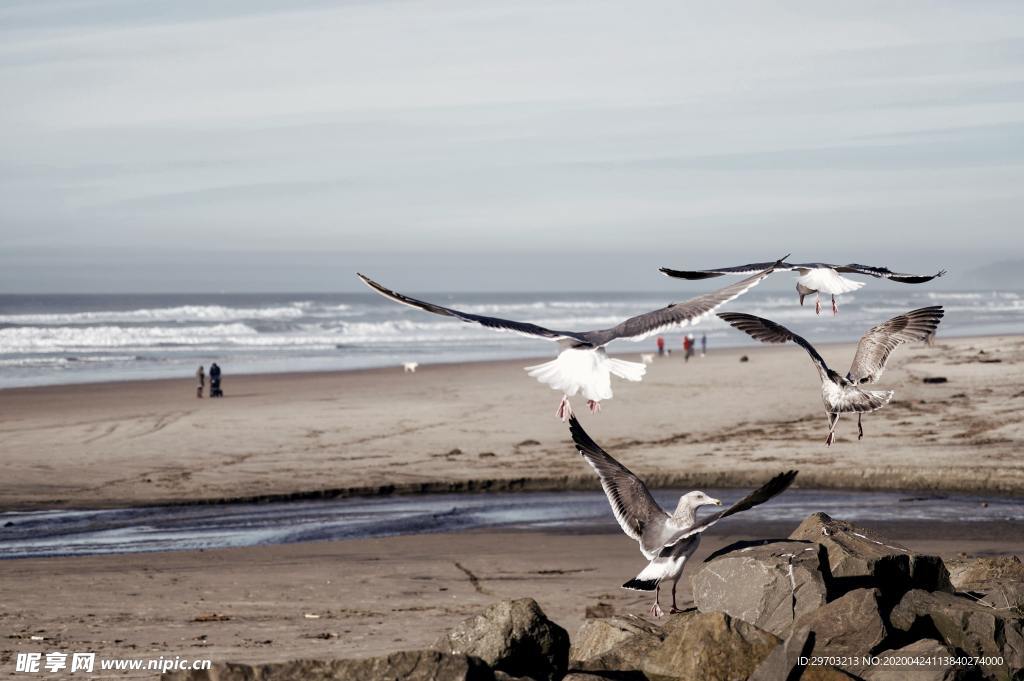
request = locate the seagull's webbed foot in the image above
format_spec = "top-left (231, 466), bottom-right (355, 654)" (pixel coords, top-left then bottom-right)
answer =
top-left (826, 431), bottom-right (835, 446)
top-left (832, 295), bottom-right (839, 316)
top-left (815, 297), bottom-right (822, 315)
top-left (587, 400), bottom-right (601, 414)
top-left (556, 395), bottom-right (573, 422)
top-left (649, 601), bottom-right (664, 618)
top-left (669, 606), bottom-right (687, 614)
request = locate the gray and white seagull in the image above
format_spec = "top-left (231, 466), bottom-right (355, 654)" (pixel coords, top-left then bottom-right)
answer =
top-left (357, 263), bottom-right (780, 420)
top-left (660, 259), bottom-right (946, 315)
top-left (719, 306), bottom-right (944, 445)
top-left (570, 415), bottom-right (798, 617)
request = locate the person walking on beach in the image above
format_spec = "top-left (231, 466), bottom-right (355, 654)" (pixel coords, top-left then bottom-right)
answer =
top-left (683, 334), bottom-right (695, 362)
top-left (196, 365), bottom-right (205, 398)
top-left (209, 362), bottom-right (222, 398)
top-left (701, 333), bottom-right (707, 357)
top-left (656, 336), bottom-right (665, 356)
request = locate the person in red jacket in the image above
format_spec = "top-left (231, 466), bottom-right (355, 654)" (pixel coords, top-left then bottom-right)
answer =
top-left (656, 336), bottom-right (665, 356)
top-left (683, 334), bottom-right (695, 362)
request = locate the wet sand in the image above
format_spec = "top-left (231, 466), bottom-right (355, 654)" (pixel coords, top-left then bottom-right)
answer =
top-left (1, 335), bottom-right (1022, 512)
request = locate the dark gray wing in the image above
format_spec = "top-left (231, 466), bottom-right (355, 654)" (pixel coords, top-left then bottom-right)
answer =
top-left (569, 416), bottom-right (669, 553)
top-left (659, 254), bottom-right (793, 280)
top-left (357, 274), bottom-right (588, 343)
top-left (581, 266), bottom-right (778, 346)
top-left (847, 306), bottom-right (944, 384)
top-left (662, 470), bottom-right (798, 549)
top-left (718, 312), bottom-right (833, 380)
top-left (834, 265), bottom-right (947, 284)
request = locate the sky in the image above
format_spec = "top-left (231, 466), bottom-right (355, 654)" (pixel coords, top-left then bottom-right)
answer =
top-left (1, 0), bottom-right (1023, 292)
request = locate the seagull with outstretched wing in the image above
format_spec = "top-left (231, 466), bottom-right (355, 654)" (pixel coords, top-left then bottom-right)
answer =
top-left (719, 306), bottom-right (944, 445)
top-left (660, 259), bottom-right (946, 315)
top-left (358, 261), bottom-right (782, 419)
top-left (570, 416), bottom-right (797, 616)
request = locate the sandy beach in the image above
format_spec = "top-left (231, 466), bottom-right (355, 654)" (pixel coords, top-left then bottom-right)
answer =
top-left (1, 335), bottom-right (1022, 511)
top-left (2, 335), bottom-right (1023, 676)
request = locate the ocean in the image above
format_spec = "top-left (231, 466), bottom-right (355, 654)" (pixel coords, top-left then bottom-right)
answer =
top-left (1, 288), bottom-right (1022, 389)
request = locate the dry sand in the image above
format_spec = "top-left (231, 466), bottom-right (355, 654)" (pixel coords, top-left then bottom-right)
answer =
top-left (2, 334), bottom-right (1023, 675)
top-left (1, 335), bottom-right (1022, 510)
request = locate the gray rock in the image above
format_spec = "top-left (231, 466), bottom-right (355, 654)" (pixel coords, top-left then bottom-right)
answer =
top-left (890, 589), bottom-right (1024, 680)
top-left (948, 556), bottom-right (1024, 613)
top-left (749, 625), bottom-right (814, 681)
top-left (562, 675), bottom-right (613, 681)
top-left (162, 650), bottom-right (494, 681)
top-left (864, 638), bottom-right (976, 681)
top-left (641, 611), bottom-right (780, 681)
top-left (793, 588), bottom-right (888, 675)
top-left (572, 611), bottom-right (673, 677)
top-left (691, 540), bottom-right (828, 636)
top-left (584, 602), bottom-right (615, 619)
top-left (436, 598), bottom-right (569, 681)
top-left (570, 614), bottom-right (663, 664)
top-left (789, 513), bottom-right (953, 601)
top-left (493, 672), bottom-right (535, 681)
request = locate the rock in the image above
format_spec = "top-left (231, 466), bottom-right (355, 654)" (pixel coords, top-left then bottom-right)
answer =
top-left (749, 625), bottom-right (814, 681)
top-left (493, 672), bottom-right (535, 681)
top-left (948, 556), bottom-right (1024, 613)
top-left (570, 614), bottom-right (663, 664)
top-left (890, 589), bottom-right (1024, 680)
top-left (789, 512), bottom-right (952, 602)
top-left (864, 638), bottom-right (975, 681)
top-left (562, 675), bottom-right (613, 681)
top-left (793, 588), bottom-right (888, 675)
top-left (691, 540), bottom-right (828, 636)
top-left (436, 598), bottom-right (569, 681)
top-left (162, 650), bottom-right (494, 681)
top-left (641, 611), bottom-right (780, 681)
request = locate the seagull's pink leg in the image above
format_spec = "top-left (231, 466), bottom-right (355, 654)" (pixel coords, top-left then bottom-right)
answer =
top-left (815, 295), bottom-right (821, 315)
top-left (649, 585), bottom-right (664, 617)
top-left (587, 400), bottom-right (601, 414)
top-left (556, 395), bottom-right (573, 422)
top-left (832, 295), bottom-right (838, 315)
top-left (826, 412), bottom-right (839, 446)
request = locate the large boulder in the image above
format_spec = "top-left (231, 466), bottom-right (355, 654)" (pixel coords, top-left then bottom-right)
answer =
top-left (642, 611), bottom-right (780, 681)
top-left (436, 598), bottom-right (569, 681)
top-left (691, 540), bottom-right (829, 636)
top-left (948, 556), bottom-right (1024, 613)
top-left (890, 589), bottom-right (1024, 680)
top-left (162, 650), bottom-right (494, 681)
top-left (864, 638), bottom-right (976, 681)
top-left (790, 513), bottom-right (952, 602)
top-left (793, 588), bottom-right (889, 675)
top-left (570, 614), bottom-right (663, 664)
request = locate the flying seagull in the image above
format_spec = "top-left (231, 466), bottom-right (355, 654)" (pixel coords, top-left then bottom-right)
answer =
top-left (719, 306), bottom-right (944, 445)
top-left (660, 259), bottom-right (946, 315)
top-left (357, 263), bottom-right (780, 420)
top-left (570, 416), bottom-right (797, 616)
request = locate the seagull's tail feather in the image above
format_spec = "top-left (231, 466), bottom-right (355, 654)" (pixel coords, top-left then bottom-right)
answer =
top-left (606, 357), bottom-right (646, 382)
top-left (622, 577), bottom-right (658, 591)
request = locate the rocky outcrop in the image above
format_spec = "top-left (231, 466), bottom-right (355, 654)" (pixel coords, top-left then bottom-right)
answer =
top-left (690, 540), bottom-right (829, 636)
top-left (163, 650), bottom-right (494, 681)
top-left (569, 614), bottom-right (663, 664)
top-left (790, 512), bottom-right (952, 601)
top-left (793, 588), bottom-right (888, 674)
top-left (948, 556), bottom-right (1024, 613)
top-left (890, 589), bottom-right (1024, 680)
top-left (436, 598), bottom-right (569, 681)
top-left (641, 611), bottom-right (779, 681)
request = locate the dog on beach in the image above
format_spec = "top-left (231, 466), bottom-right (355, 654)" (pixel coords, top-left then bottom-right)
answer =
top-left (640, 354), bottom-right (655, 365)
top-left (403, 362), bottom-right (419, 373)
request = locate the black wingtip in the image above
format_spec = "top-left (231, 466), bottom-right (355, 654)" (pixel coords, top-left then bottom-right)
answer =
top-left (622, 578), bottom-right (658, 591)
top-left (774, 253), bottom-right (792, 267)
top-left (568, 415), bottom-right (597, 454)
top-left (936, 269), bottom-right (948, 277)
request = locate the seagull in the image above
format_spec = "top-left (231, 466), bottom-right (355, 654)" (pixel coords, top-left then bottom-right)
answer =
top-left (570, 416), bottom-right (797, 617)
top-left (357, 263), bottom-right (780, 420)
top-left (660, 259), bottom-right (946, 315)
top-left (718, 306), bottom-right (944, 445)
